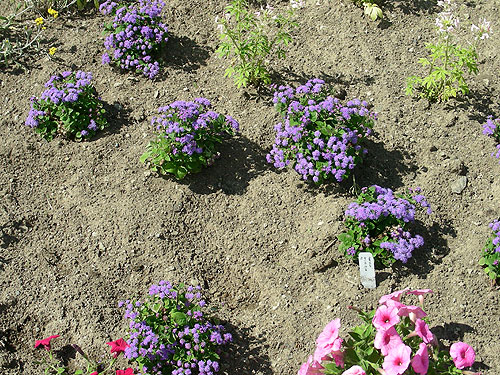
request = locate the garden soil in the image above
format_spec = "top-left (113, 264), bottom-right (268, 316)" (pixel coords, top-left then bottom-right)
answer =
top-left (1, 0), bottom-right (500, 374)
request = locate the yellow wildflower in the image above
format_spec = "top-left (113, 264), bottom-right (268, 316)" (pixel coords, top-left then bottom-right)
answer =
top-left (48, 7), bottom-right (58, 18)
top-left (35, 17), bottom-right (44, 26)
top-left (49, 47), bottom-right (57, 55)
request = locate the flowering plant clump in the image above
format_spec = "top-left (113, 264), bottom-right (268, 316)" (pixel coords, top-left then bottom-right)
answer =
top-left (479, 219), bottom-right (500, 283)
top-left (298, 289), bottom-right (478, 375)
top-left (100, 0), bottom-right (169, 79)
top-left (141, 98), bottom-right (239, 179)
top-left (338, 185), bottom-right (432, 267)
top-left (216, 0), bottom-right (299, 88)
top-left (0, 4), bottom-right (58, 68)
top-left (266, 79), bottom-right (375, 184)
top-left (121, 281), bottom-right (232, 375)
top-left (482, 116), bottom-right (500, 163)
top-left (406, 0), bottom-right (491, 101)
top-left (34, 334), bottom-right (134, 374)
top-left (25, 71), bottom-right (108, 141)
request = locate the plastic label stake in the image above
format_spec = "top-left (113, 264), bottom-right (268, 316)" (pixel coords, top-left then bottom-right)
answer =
top-left (359, 252), bottom-right (376, 289)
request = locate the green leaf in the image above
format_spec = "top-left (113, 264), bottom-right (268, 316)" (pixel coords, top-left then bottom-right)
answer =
top-left (171, 311), bottom-right (188, 326)
top-left (140, 152), bottom-right (150, 164)
top-left (338, 233), bottom-right (353, 243)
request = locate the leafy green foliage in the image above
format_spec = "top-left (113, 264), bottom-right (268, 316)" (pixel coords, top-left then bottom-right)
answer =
top-left (479, 220), bottom-right (500, 283)
top-left (26, 71), bottom-right (108, 141)
top-left (338, 186), bottom-right (430, 267)
top-left (216, 0), bottom-right (297, 88)
top-left (141, 99), bottom-right (239, 179)
top-left (406, 2), bottom-right (490, 102)
top-left (406, 40), bottom-right (479, 102)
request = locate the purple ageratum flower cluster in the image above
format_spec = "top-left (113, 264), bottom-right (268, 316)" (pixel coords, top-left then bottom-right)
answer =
top-left (100, 0), bottom-right (168, 79)
top-left (141, 98), bottom-right (239, 179)
top-left (339, 185), bottom-right (432, 267)
top-left (266, 79), bottom-right (375, 184)
top-left (120, 281), bottom-right (232, 375)
top-left (25, 71), bottom-right (107, 141)
top-left (489, 220), bottom-right (500, 253)
top-left (482, 116), bottom-right (500, 162)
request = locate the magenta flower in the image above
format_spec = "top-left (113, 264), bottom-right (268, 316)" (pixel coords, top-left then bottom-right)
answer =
top-left (450, 342), bottom-right (475, 369)
top-left (373, 305), bottom-right (400, 331)
top-left (314, 318), bottom-right (343, 362)
top-left (384, 299), bottom-right (405, 310)
top-left (313, 338), bottom-right (343, 363)
top-left (34, 335), bottom-right (60, 351)
top-left (397, 305), bottom-right (426, 319)
top-left (411, 343), bottom-right (429, 374)
top-left (374, 326), bottom-right (403, 356)
top-left (379, 288), bottom-right (409, 305)
top-left (316, 318), bottom-right (341, 349)
top-left (342, 365), bottom-right (366, 375)
top-left (382, 344), bottom-right (412, 375)
top-left (298, 355), bottom-right (324, 375)
top-left (106, 338), bottom-right (129, 358)
top-left (414, 319), bottom-right (434, 344)
top-left (116, 369), bottom-right (134, 375)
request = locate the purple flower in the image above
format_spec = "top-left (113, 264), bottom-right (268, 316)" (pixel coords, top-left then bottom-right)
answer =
top-left (100, 0), bottom-right (168, 79)
top-left (267, 79), bottom-right (375, 184)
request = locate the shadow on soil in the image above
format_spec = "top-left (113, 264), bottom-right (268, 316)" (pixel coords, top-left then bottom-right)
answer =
top-left (91, 101), bottom-right (132, 141)
top-left (452, 86), bottom-right (497, 124)
top-left (353, 137), bottom-right (418, 190)
top-left (274, 69), bottom-right (375, 93)
top-left (161, 34), bottom-right (212, 73)
top-left (182, 135), bottom-right (269, 195)
top-left (290, 135), bottom-right (417, 198)
top-left (221, 323), bottom-right (272, 375)
top-left (392, 217), bottom-right (457, 280)
top-left (385, 0), bottom-right (438, 15)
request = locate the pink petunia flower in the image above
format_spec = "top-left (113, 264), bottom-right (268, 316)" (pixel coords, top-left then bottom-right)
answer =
top-left (34, 335), bottom-right (60, 351)
top-left (374, 326), bottom-right (403, 356)
top-left (384, 299), bottom-right (406, 310)
top-left (90, 372), bottom-right (98, 375)
top-left (116, 369), bottom-right (134, 375)
top-left (313, 338), bottom-right (343, 364)
top-left (450, 342), bottom-right (475, 369)
top-left (314, 319), bottom-right (343, 362)
top-left (382, 344), bottom-right (412, 375)
top-left (397, 305), bottom-right (427, 320)
top-left (379, 288), bottom-right (409, 305)
top-left (106, 338), bottom-right (129, 358)
top-left (298, 355), bottom-right (324, 375)
top-left (414, 319), bottom-right (434, 344)
top-left (373, 305), bottom-right (400, 331)
top-left (411, 343), bottom-right (429, 374)
top-left (342, 365), bottom-right (366, 375)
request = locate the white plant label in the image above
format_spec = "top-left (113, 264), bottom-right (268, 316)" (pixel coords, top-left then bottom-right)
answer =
top-left (359, 252), bottom-right (376, 289)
